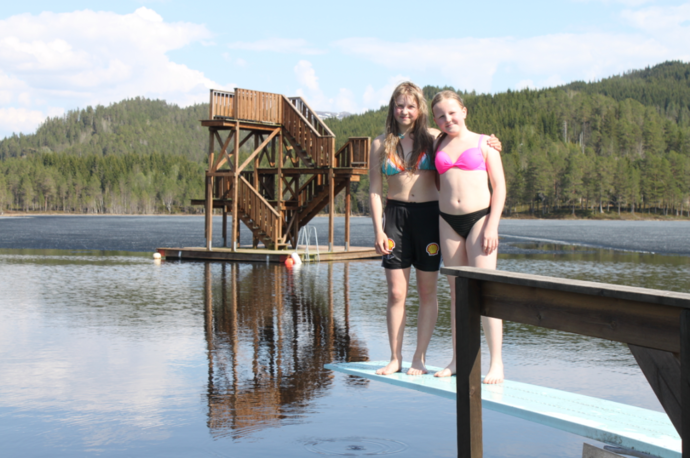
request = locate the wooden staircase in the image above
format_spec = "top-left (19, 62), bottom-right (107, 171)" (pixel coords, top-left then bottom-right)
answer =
top-left (199, 88), bottom-right (369, 251)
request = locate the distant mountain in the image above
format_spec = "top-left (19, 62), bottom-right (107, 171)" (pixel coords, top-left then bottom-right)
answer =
top-left (0, 98), bottom-right (209, 161)
top-left (315, 111), bottom-right (353, 121)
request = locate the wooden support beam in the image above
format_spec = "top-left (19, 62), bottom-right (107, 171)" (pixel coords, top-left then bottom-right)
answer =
top-left (212, 130), bottom-right (235, 172)
top-left (231, 121), bottom-right (240, 251)
top-left (277, 130), bottom-right (283, 209)
top-left (681, 309), bottom-right (690, 457)
top-left (253, 135), bottom-right (260, 192)
top-left (456, 277), bottom-right (483, 458)
top-left (214, 131), bottom-right (253, 171)
top-left (205, 129), bottom-right (214, 251)
top-left (345, 179), bottom-right (351, 251)
top-left (480, 281), bottom-right (682, 353)
top-left (328, 168), bottom-right (334, 252)
top-left (237, 128), bottom-right (280, 173)
top-left (205, 176), bottom-right (213, 251)
top-left (628, 344), bottom-right (681, 434)
top-left (222, 205), bottom-right (228, 248)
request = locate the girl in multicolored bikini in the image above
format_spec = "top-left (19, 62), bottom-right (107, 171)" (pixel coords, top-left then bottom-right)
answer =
top-left (431, 90), bottom-right (506, 384)
top-left (369, 82), bottom-right (501, 376)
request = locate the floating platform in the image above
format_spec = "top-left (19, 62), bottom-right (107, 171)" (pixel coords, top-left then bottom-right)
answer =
top-left (325, 361), bottom-right (680, 458)
top-left (157, 246), bottom-right (379, 263)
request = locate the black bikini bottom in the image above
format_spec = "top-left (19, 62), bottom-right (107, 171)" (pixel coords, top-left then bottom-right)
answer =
top-left (440, 207), bottom-right (490, 239)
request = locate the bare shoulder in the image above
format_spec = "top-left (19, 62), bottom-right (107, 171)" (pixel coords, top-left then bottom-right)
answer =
top-left (372, 134), bottom-right (386, 151)
top-left (480, 133), bottom-right (496, 151)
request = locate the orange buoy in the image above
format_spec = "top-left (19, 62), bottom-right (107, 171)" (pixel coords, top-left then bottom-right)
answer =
top-left (285, 257), bottom-right (294, 268)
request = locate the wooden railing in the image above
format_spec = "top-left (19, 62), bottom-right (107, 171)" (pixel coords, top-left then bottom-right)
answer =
top-left (209, 90), bottom-right (234, 119)
top-left (287, 97), bottom-right (335, 137)
top-left (295, 175), bottom-right (323, 209)
top-left (237, 176), bottom-right (281, 242)
top-left (444, 266), bottom-right (690, 458)
top-left (208, 89), bottom-right (339, 168)
top-left (234, 89), bottom-right (282, 124)
top-left (282, 96), bottom-right (334, 167)
top-left (335, 137), bottom-right (370, 168)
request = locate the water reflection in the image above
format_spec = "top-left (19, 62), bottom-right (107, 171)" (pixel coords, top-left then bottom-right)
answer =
top-left (202, 262), bottom-right (369, 439)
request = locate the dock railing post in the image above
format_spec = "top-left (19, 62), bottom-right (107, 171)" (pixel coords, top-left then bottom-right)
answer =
top-left (681, 309), bottom-right (690, 457)
top-left (456, 277), bottom-right (483, 458)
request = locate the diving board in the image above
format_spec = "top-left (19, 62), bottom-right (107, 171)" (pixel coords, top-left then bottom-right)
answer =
top-left (325, 361), bottom-right (680, 458)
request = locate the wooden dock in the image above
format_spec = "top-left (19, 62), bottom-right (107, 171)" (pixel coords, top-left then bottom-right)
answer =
top-left (157, 245), bottom-right (379, 263)
top-left (325, 268), bottom-right (690, 458)
top-left (326, 361), bottom-right (681, 458)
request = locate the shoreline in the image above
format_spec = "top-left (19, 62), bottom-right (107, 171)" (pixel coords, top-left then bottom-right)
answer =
top-left (2, 210), bottom-right (689, 221)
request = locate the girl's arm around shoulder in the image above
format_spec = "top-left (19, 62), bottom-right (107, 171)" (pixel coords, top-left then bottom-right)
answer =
top-left (481, 138), bottom-right (506, 255)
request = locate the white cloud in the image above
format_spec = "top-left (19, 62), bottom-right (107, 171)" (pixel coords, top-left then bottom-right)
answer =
top-left (0, 8), bottom-right (232, 138)
top-left (516, 79), bottom-right (536, 90)
top-left (334, 88), bottom-right (357, 113)
top-left (363, 75), bottom-right (410, 109)
top-left (335, 33), bottom-right (676, 93)
top-left (227, 38), bottom-right (325, 55)
top-left (335, 3), bottom-right (690, 93)
top-left (573, 0), bottom-right (654, 5)
top-left (0, 107), bottom-right (63, 136)
top-left (294, 60), bottom-right (319, 91)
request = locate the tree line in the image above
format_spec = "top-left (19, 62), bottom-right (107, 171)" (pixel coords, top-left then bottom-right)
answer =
top-left (325, 61), bottom-right (690, 217)
top-left (1, 60), bottom-right (689, 216)
top-left (0, 152), bottom-right (204, 214)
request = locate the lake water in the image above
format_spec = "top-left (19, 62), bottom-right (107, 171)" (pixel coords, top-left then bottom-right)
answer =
top-left (1, 216), bottom-right (689, 457)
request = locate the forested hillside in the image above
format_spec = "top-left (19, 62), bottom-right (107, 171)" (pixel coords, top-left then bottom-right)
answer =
top-left (326, 60), bottom-right (690, 217)
top-left (1, 61), bottom-right (689, 216)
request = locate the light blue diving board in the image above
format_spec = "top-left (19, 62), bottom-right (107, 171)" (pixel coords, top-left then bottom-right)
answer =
top-left (325, 361), bottom-right (680, 458)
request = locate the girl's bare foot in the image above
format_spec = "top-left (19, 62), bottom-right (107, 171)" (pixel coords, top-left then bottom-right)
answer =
top-left (482, 362), bottom-right (504, 384)
top-left (434, 360), bottom-right (455, 377)
top-left (406, 357), bottom-right (427, 376)
top-left (376, 358), bottom-right (403, 375)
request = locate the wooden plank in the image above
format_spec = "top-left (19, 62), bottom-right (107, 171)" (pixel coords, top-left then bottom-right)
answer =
top-left (440, 267), bottom-right (690, 309)
top-left (681, 309), bottom-right (690, 458)
top-left (457, 277), bottom-right (483, 458)
top-left (628, 344), bottom-right (681, 434)
top-left (477, 281), bottom-right (681, 353)
top-left (325, 361), bottom-right (681, 458)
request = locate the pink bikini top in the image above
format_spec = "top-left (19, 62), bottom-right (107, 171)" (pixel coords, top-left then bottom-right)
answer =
top-left (435, 134), bottom-right (487, 174)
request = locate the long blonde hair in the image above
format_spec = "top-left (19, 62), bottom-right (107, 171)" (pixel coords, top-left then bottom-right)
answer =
top-left (381, 82), bottom-right (435, 172)
top-left (430, 90), bottom-right (466, 152)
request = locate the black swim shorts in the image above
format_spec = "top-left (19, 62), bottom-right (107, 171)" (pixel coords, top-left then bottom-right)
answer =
top-left (381, 199), bottom-right (441, 271)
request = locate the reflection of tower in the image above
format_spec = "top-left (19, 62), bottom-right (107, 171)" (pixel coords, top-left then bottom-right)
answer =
top-left (203, 261), bottom-right (368, 439)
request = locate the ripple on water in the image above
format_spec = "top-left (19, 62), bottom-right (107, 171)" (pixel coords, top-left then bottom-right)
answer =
top-left (303, 437), bottom-right (408, 456)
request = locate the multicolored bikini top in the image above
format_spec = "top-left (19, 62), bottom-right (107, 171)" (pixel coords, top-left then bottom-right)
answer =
top-left (382, 151), bottom-right (436, 176)
top-left (435, 134), bottom-right (487, 174)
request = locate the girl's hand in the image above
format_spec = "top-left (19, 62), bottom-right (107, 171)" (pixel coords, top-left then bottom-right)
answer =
top-left (483, 228), bottom-right (499, 255)
top-left (487, 134), bottom-right (502, 152)
top-left (375, 232), bottom-right (391, 255)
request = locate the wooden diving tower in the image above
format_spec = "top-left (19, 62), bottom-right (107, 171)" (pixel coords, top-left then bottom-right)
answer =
top-left (194, 88), bottom-right (370, 253)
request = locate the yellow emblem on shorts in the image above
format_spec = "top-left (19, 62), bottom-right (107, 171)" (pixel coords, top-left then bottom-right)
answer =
top-left (387, 238), bottom-right (396, 250)
top-left (426, 243), bottom-right (439, 256)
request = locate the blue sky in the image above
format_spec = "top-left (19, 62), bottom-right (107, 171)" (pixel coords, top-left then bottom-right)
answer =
top-left (1, 0), bottom-right (689, 139)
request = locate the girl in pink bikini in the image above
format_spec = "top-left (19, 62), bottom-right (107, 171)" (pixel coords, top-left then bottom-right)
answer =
top-left (369, 82), bottom-right (502, 377)
top-left (431, 90), bottom-right (506, 383)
